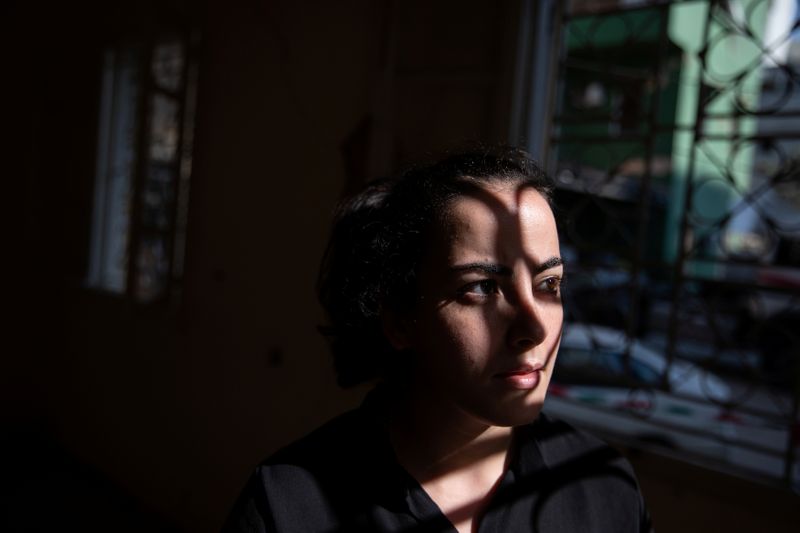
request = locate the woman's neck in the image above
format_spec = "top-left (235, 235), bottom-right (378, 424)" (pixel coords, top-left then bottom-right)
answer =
top-left (388, 392), bottom-right (512, 477)
top-left (384, 384), bottom-right (514, 533)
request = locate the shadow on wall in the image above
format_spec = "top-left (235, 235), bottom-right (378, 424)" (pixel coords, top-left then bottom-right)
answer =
top-left (0, 426), bottom-right (179, 533)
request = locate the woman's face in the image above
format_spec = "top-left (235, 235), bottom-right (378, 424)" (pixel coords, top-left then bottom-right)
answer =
top-left (402, 183), bottom-right (563, 428)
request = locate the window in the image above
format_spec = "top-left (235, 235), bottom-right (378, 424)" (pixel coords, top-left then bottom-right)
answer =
top-left (87, 33), bottom-right (199, 303)
top-left (518, 0), bottom-right (800, 488)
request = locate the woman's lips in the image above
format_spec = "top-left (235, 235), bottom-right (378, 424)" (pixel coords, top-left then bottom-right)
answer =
top-left (494, 365), bottom-right (542, 390)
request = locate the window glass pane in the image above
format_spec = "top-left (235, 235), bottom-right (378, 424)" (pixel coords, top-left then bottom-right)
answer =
top-left (135, 235), bottom-right (169, 302)
top-left (149, 94), bottom-right (180, 162)
top-left (86, 47), bottom-right (141, 293)
top-left (141, 164), bottom-right (176, 230)
top-left (151, 39), bottom-right (184, 92)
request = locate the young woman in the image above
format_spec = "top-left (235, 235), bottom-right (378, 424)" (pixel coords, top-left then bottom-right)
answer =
top-left (224, 147), bottom-right (652, 532)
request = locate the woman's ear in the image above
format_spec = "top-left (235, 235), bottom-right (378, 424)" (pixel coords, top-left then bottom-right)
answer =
top-left (381, 308), bottom-right (413, 351)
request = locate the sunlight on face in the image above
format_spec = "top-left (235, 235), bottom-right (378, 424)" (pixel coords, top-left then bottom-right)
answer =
top-left (407, 183), bottom-right (564, 427)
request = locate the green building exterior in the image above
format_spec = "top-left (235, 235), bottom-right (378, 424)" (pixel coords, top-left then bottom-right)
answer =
top-left (555, 0), bottom-right (772, 276)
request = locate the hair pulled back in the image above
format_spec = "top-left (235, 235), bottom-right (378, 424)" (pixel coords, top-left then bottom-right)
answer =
top-left (317, 146), bottom-right (553, 388)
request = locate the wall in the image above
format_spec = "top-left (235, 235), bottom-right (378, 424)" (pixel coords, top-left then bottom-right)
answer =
top-left (7, 1), bottom-right (376, 531)
top-left (5, 1), bottom-right (518, 531)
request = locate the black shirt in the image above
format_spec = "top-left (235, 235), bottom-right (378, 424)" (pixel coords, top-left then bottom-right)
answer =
top-left (223, 393), bottom-right (652, 532)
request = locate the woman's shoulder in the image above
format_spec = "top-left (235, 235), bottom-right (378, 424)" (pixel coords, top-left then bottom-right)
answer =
top-left (509, 413), bottom-right (653, 532)
top-left (524, 413), bottom-right (633, 472)
top-left (265, 387), bottom-right (393, 468)
top-left (265, 407), bottom-right (373, 467)
top-left (222, 403), bottom-right (398, 532)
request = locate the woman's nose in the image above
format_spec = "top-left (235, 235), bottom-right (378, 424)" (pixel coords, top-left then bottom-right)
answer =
top-left (507, 293), bottom-right (547, 349)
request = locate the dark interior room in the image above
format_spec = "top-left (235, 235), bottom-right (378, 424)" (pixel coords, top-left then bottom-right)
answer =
top-left (5, 1), bottom-right (799, 531)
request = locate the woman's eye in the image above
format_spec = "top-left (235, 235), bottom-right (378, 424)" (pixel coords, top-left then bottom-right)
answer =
top-left (460, 279), bottom-right (499, 297)
top-left (536, 276), bottom-right (562, 295)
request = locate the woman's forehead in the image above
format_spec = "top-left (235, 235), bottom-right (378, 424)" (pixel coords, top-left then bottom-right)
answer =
top-left (434, 186), bottom-right (559, 261)
top-left (442, 186), bottom-right (553, 230)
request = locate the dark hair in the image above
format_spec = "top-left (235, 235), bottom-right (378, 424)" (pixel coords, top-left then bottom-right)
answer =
top-left (317, 146), bottom-right (554, 388)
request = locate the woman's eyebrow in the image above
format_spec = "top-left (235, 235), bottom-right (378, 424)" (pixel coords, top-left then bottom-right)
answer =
top-left (450, 257), bottom-right (563, 276)
top-left (535, 256), bottom-right (564, 273)
top-left (451, 262), bottom-right (512, 276)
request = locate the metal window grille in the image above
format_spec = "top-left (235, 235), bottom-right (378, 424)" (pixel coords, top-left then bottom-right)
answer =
top-left (531, 0), bottom-right (800, 489)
